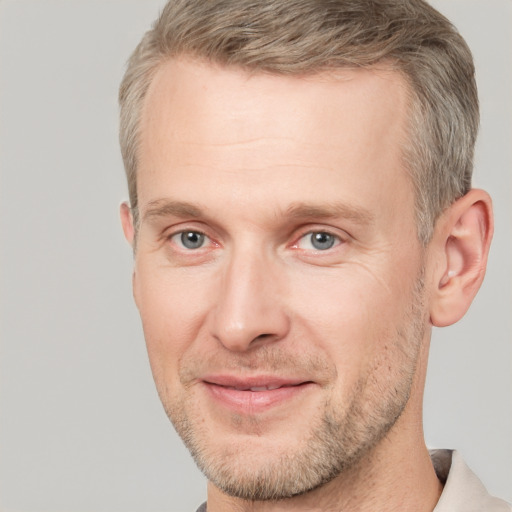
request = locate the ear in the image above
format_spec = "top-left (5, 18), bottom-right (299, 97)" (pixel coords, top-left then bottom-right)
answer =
top-left (120, 201), bottom-right (135, 247)
top-left (428, 189), bottom-right (493, 327)
top-left (120, 201), bottom-right (141, 309)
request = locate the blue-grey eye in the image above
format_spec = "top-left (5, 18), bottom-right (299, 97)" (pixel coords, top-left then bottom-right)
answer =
top-left (179, 231), bottom-right (206, 249)
top-left (310, 232), bottom-right (336, 250)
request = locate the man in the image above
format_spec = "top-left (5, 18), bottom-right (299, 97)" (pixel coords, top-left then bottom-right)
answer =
top-left (118, 0), bottom-right (511, 510)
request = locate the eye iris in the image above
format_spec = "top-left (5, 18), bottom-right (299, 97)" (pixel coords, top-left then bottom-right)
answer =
top-left (181, 231), bottom-right (205, 249)
top-left (311, 232), bottom-right (335, 250)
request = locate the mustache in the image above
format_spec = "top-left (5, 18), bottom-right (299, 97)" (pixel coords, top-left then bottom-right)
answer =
top-left (178, 345), bottom-right (337, 385)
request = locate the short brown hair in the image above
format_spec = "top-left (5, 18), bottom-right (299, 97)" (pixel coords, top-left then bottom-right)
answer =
top-left (119, 0), bottom-right (478, 244)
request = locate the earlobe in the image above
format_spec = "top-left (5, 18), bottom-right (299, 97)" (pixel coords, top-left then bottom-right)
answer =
top-left (120, 201), bottom-right (135, 247)
top-left (429, 189), bottom-right (493, 327)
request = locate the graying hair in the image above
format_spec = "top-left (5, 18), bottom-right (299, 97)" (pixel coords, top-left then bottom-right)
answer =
top-left (119, 0), bottom-right (478, 244)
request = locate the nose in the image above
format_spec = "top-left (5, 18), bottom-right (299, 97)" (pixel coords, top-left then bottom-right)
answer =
top-left (210, 248), bottom-right (290, 352)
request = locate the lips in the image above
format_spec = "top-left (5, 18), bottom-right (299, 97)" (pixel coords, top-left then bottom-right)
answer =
top-left (200, 375), bottom-right (314, 414)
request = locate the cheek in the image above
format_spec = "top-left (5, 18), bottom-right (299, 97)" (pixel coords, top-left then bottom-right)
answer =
top-left (134, 262), bottom-right (214, 385)
top-left (286, 262), bottom-right (416, 372)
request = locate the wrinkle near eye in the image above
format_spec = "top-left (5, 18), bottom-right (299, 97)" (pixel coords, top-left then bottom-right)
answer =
top-left (346, 241), bottom-right (423, 297)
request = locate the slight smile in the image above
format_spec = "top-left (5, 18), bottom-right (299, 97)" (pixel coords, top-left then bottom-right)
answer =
top-left (201, 376), bottom-right (316, 414)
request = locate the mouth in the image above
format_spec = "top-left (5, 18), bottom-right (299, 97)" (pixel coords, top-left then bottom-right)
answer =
top-left (200, 375), bottom-right (315, 414)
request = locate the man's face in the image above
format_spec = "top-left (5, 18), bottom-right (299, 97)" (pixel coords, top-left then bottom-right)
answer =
top-left (128, 59), bottom-right (429, 500)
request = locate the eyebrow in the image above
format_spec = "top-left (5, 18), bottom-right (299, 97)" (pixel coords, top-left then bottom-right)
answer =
top-left (284, 202), bottom-right (374, 225)
top-left (141, 198), bottom-right (374, 226)
top-left (142, 199), bottom-right (204, 222)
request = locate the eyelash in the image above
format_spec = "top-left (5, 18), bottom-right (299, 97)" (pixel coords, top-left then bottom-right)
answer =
top-left (168, 230), bottom-right (213, 250)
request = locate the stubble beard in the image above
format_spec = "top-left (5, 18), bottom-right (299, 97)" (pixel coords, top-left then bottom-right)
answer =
top-left (159, 277), bottom-right (427, 502)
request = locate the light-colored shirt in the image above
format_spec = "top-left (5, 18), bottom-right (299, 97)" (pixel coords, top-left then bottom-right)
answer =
top-left (431, 449), bottom-right (511, 511)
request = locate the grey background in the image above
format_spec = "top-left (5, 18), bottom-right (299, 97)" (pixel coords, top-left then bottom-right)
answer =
top-left (0, 0), bottom-right (510, 510)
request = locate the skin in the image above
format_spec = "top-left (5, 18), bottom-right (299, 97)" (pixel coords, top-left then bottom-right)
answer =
top-left (121, 58), bottom-right (493, 512)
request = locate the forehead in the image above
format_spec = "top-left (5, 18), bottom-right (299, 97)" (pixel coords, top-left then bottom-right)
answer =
top-left (141, 57), bottom-right (409, 146)
top-left (137, 58), bottom-right (413, 225)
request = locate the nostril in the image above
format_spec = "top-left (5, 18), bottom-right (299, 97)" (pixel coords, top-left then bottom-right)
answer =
top-left (255, 333), bottom-right (272, 341)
